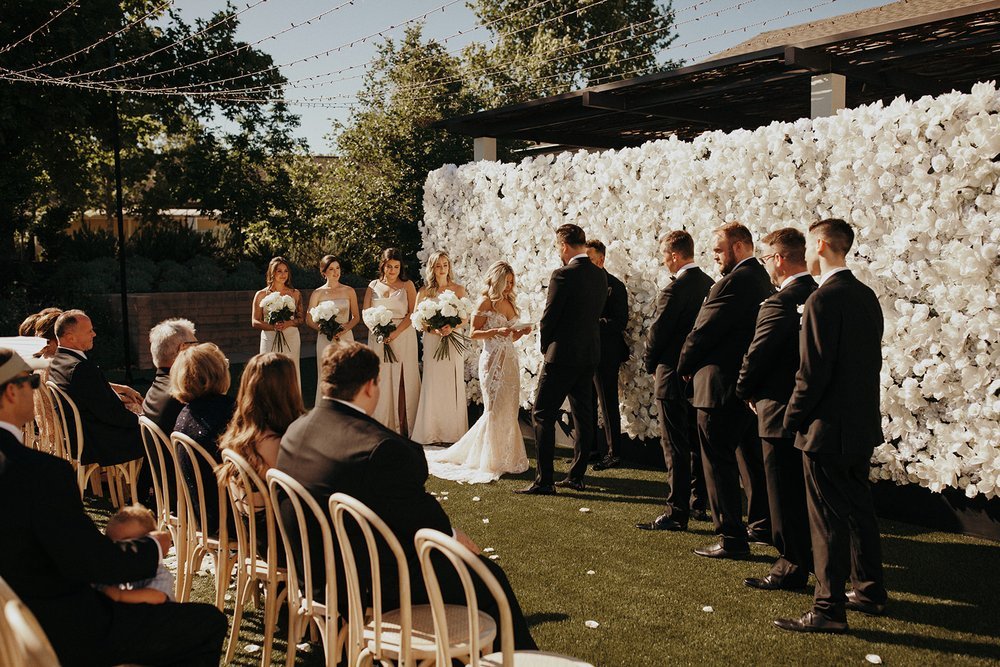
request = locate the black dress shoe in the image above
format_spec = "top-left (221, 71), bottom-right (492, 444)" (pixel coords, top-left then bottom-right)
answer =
top-left (637, 514), bottom-right (686, 531)
top-left (846, 590), bottom-right (887, 616)
top-left (593, 455), bottom-right (622, 471)
top-left (693, 543), bottom-right (750, 559)
top-left (515, 483), bottom-right (557, 495)
top-left (691, 509), bottom-right (711, 522)
top-left (554, 478), bottom-right (586, 491)
top-left (744, 574), bottom-right (807, 591)
top-left (747, 528), bottom-right (772, 546)
top-left (774, 611), bottom-right (848, 634)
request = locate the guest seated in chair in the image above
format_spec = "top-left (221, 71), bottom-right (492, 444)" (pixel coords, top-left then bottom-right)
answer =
top-left (0, 347), bottom-right (227, 667)
top-left (143, 318), bottom-right (198, 436)
top-left (47, 309), bottom-right (145, 465)
top-left (277, 342), bottom-right (537, 651)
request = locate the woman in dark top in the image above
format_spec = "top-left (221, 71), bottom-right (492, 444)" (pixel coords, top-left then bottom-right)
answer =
top-left (170, 343), bottom-right (235, 533)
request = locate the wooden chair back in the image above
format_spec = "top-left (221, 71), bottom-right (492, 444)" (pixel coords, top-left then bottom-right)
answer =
top-left (45, 380), bottom-right (85, 465)
top-left (3, 600), bottom-right (60, 667)
top-left (138, 416), bottom-right (176, 532)
top-left (170, 431), bottom-right (227, 546)
top-left (220, 449), bottom-right (279, 570)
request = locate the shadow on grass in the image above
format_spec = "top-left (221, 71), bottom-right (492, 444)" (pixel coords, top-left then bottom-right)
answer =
top-left (852, 629), bottom-right (1000, 661)
top-left (525, 611), bottom-right (570, 627)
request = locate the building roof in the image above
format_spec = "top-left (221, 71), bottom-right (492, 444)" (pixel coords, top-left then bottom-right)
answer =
top-left (435, 0), bottom-right (1000, 149)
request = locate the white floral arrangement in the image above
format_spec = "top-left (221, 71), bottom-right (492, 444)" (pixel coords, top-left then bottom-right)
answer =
top-left (362, 305), bottom-right (398, 363)
top-left (309, 301), bottom-right (344, 341)
top-left (420, 82), bottom-right (1000, 498)
top-left (260, 292), bottom-right (297, 353)
top-left (411, 290), bottom-right (475, 360)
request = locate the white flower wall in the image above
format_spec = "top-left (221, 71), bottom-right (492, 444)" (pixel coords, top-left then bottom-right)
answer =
top-left (420, 83), bottom-right (1000, 498)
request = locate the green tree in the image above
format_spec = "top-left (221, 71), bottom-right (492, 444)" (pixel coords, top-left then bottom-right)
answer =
top-left (465, 0), bottom-right (679, 106)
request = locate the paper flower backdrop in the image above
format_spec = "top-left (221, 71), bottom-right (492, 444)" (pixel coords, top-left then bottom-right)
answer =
top-left (420, 83), bottom-right (1000, 498)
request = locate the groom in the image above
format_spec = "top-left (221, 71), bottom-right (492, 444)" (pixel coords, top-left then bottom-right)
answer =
top-left (518, 224), bottom-right (607, 494)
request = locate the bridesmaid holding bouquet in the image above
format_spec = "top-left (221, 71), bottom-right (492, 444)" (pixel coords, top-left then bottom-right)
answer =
top-left (252, 257), bottom-right (303, 387)
top-left (306, 254), bottom-right (360, 405)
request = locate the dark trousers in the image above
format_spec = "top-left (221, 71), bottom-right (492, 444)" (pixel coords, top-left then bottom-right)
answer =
top-left (761, 436), bottom-right (812, 583)
top-left (803, 450), bottom-right (887, 621)
top-left (696, 399), bottom-right (770, 549)
top-left (532, 362), bottom-right (596, 485)
top-left (593, 357), bottom-right (623, 459)
top-left (657, 397), bottom-right (707, 522)
top-left (47, 599), bottom-right (227, 667)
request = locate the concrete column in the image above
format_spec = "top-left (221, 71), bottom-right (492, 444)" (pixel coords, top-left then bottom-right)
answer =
top-left (474, 136), bottom-right (497, 162)
top-left (810, 73), bottom-right (846, 118)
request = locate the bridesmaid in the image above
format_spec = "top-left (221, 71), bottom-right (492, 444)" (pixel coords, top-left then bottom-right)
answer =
top-left (411, 251), bottom-right (469, 445)
top-left (306, 254), bottom-right (360, 405)
top-left (252, 256), bottom-right (303, 388)
top-left (364, 248), bottom-right (420, 436)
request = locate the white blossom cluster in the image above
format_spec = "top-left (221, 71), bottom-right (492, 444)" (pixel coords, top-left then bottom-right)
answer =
top-left (309, 300), bottom-right (342, 325)
top-left (420, 82), bottom-right (1000, 497)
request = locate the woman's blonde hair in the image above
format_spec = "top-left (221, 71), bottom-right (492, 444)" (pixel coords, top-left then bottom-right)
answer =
top-left (218, 353), bottom-right (304, 479)
top-left (169, 343), bottom-right (231, 403)
top-left (422, 251), bottom-right (454, 297)
top-left (481, 261), bottom-right (519, 317)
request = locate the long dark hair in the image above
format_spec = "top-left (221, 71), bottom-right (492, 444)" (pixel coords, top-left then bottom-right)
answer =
top-left (378, 247), bottom-right (408, 282)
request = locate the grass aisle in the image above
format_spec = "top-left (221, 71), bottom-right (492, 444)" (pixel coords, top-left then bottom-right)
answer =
top-left (87, 441), bottom-right (1000, 666)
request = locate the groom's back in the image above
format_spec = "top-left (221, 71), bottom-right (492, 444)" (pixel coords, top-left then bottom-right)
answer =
top-left (541, 258), bottom-right (608, 366)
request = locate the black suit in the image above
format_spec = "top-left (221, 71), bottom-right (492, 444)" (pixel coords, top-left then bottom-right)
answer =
top-left (593, 270), bottom-right (629, 459)
top-left (47, 348), bottom-right (144, 465)
top-left (0, 429), bottom-right (226, 666)
top-left (677, 258), bottom-right (774, 549)
top-left (142, 368), bottom-right (184, 437)
top-left (784, 269), bottom-right (887, 620)
top-left (277, 400), bottom-right (536, 649)
top-left (532, 256), bottom-right (608, 485)
top-left (736, 273), bottom-right (817, 583)
top-left (643, 266), bottom-right (714, 523)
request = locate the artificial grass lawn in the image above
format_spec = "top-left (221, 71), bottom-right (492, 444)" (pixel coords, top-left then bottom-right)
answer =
top-left (85, 437), bottom-right (1000, 667)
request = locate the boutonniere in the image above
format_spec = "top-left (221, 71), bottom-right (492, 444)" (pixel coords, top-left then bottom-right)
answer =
top-left (796, 304), bottom-right (805, 315)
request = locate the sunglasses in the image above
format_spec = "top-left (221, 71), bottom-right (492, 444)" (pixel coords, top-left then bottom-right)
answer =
top-left (9, 374), bottom-right (41, 390)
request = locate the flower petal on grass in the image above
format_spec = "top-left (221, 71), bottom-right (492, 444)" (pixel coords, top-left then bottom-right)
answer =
top-left (483, 547), bottom-right (495, 553)
top-left (245, 644), bottom-right (260, 653)
top-left (585, 620), bottom-right (600, 629)
top-left (482, 518), bottom-right (490, 524)
top-left (586, 570), bottom-right (596, 575)
top-left (579, 507), bottom-right (591, 513)
top-left (472, 496), bottom-right (481, 501)
top-left (866, 655), bottom-right (883, 664)
top-left (702, 606), bottom-right (714, 613)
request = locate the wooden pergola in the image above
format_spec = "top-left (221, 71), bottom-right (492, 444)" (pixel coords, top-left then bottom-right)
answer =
top-left (435, 0), bottom-right (1000, 155)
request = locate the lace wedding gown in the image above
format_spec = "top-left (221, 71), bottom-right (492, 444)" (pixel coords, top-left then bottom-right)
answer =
top-left (427, 310), bottom-right (528, 484)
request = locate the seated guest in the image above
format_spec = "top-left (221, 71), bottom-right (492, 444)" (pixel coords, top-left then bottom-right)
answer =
top-left (277, 343), bottom-right (537, 651)
top-left (0, 347), bottom-right (227, 666)
top-left (18, 312), bottom-right (42, 337)
top-left (142, 318), bottom-right (197, 436)
top-left (170, 342), bottom-right (235, 530)
top-left (47, 309), bottom-right (145, 465)
top-left (28, 309), bottom-right (63, 454)
top-left (33, 309), bottom-right (62, 359)
top-left (99, 505), bottom-right (175, 604)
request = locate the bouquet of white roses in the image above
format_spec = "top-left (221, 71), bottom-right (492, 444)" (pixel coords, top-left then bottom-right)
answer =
top-left (309, 301), bottom-right (343, 342)
top-left (260, 292), bottom-right (296, 353)
top-left (362, 305), bottom-right (398, 363)
top-left (410, 290), bottom-right (474, 361)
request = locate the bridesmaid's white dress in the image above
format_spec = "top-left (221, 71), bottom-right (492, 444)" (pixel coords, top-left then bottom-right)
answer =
top-left (411, 330), bottom-right (469, 444)
top-left (314, 297), bottom-right (355, 405)
top-left (368, 281), bottom-right (421, 436)
top-left (260, 327), bottom-right (301, 388)
top-left (427, 311), bottom-right (528, 484)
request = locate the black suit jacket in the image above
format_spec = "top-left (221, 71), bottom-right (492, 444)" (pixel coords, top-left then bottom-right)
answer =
top-left (0, 430), bottom-right (160, 665)
top-left (142, 369), bottom-right (184, 436)
top-left (47, 348), bottom-right (142, 465)
top-left (599, 270), bottom-right (630, 364)
top-left (276, 399), bottom-right (452, 606)
top-left (783, 270), bottom-right (884, 458)
top-left (677, 259), bottom-right (775, 408)
top-left (644, 267), bottom-right (715, 400)
top-left (736, 274), bottom-right (818, 437)
top-left (539, 256), bottom-right (608, 366)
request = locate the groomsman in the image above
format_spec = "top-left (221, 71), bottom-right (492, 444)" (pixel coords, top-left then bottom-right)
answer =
top-left (776, 219), bottom-right (888, 634)
top-left (638, 231), bottom-right (713, 531)
top-left (736, 228), bottom-right (816, 589)
top-left (585, 239), bottom-right (630, 470)
top-left (677, 222), bottom-right (774, 559)
top-left (519, 224), bottom-right (607, 494)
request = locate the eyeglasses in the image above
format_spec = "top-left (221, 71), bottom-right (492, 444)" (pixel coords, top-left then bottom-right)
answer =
top-left (8, 374), bottom-right (41, 390)
top-left (759, 253), bottom-right (781, 264)
top-left (178, 340), bottom-right (199, 351)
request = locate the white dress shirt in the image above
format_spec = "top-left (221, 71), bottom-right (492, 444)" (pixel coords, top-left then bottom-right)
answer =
top-left (818, 266), bottom-right (851, 287)
top-left (675, 262), bottom-right (698, 277)
top-left (780, 271), bottom-right (813, 290)
top-left (570, 252), bottom-right (589, 263)
top-left (0, 420), bottom-right (24, 444)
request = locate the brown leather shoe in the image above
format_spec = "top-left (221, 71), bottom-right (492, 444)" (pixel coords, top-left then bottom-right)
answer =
top-left (514, 483), bottom-right (556, 496)
top-left (744, 574), bottom-right (807, 591)
top-left (694, 542), bottom-right (750, 559)
top-left (774, 611), bottom-right (848, 634)
top-left (846, 590), bottom-right (887, 616)
top-left (636, 514), bottom-right (686, 531)
top-left (554, 478), bottom-right (586, 491)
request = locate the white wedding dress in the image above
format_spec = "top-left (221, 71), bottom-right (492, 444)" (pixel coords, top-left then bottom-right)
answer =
top-left (427, 310), bottom-right (528, 484)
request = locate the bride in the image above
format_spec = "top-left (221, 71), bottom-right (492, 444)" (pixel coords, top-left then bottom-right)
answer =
top-left (427, 261), bottom-right (531, 484)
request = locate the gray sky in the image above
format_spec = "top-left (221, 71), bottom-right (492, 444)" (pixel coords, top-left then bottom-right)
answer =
top-left (170, 0), bottom-right (891, 152)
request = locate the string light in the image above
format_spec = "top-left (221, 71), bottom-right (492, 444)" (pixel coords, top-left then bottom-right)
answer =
top-left (0, 0), bottom-right (80, 55)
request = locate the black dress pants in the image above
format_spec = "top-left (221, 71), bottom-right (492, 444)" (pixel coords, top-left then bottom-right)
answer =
top-left (531, 362), bottom-right (596, 485)
top-left (657, 397), bottom-right (707, 523)
top-left (592, 357), bottom-right (623, 459)
top-left (761, 436), bottom-right (811, 583)
top-left (803, 450), bottom-right (887, 621)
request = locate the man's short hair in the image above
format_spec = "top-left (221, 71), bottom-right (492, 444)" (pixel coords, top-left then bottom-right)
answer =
top-left (585, 239), bottom-right (606, 256)
top-left (321, 342), bottom-right (380, 401)
top-left (660, 230), bottom-right (694, 258)
top-left (809, 218), bottom-right (855, 256)
top-left (555, 224), bottom-right (586, 247)
top-left (149, 318), bottom-right (197, 368)
top-left (169, 343), bottom-right (230, 403)
top-left (715, 222), bottom-right (753, 247)
top-left (54, 309), bottom-right (88, 338)
top-left (761, 228), bottom-right (806, 264)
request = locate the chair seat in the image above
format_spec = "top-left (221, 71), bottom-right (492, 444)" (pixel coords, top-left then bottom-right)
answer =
top-left (475, 651), bottom-right (595, 667)
top-left (364, 604), bottom-right (497, 657)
